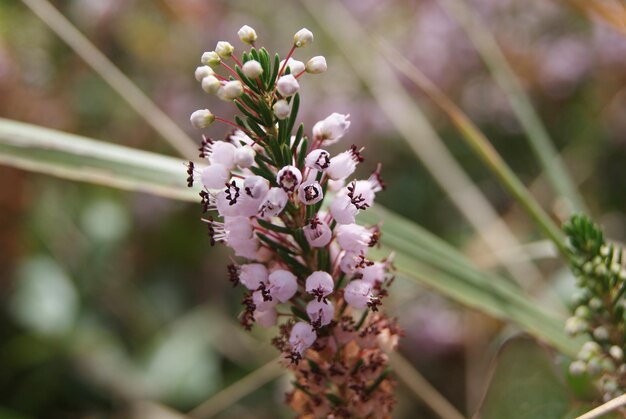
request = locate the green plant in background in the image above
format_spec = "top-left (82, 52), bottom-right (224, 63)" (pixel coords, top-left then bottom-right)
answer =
top-left (2, 0), bottom-right (626, 417)
top-left (565, 215), bottom-right (626, 403)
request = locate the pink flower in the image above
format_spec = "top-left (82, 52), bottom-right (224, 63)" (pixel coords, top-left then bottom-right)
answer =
top-left (307, 300), bottom-right (334, 327)
top-left (289, 322), bottom-right (317, 354)
top-left (305, 271), bottom-right (334, 301)
top-left (344, 280), bottom-right (373, 309)
top-left (268, 270), bottom-right (298, 302)
top-left (303, 217), bottom-right (332, 247)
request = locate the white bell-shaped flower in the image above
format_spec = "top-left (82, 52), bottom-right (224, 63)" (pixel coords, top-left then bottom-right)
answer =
top-left (339, 251), bottom-right (367, 274)
top-left (209, 141), bottom-right (237, 169)
top-left (305, 271), bottom-right (334, 301)
top-left (330, 194), bottom-right (359, 225)
top-left (230, 235), bottom-right (259, 259)
top-left (240, 263), bottom-right (269, 290)
top-left (303, 217), bottom-right (332, 247)
top-left (234, 145), bottom-right (255, 168)
top-left (358, 262), bottom-right (386, 285)
top-left (343, 280), bottom-right (372, 309)
top-left (253, 289), bottom-right (277, 312)
top-left (312, 113), bottom-right (350, 145)
top-left (276, 165), bottom-right (302, 192)
top-left (335, 224), bottom-right (373, 253)
top-left (258, 187), bottom-right (288, 218)
top-left (298, 181), bottom-right (323, 205)
top-left (289, 322), bottom-right (316, 356)
top-left (327, 147), bottom-right (362, 180)
top-left (200, 164), bottom-right (229, 189)
top-left (307, 300), bottom-right (334, 327)
top-left (305, 149), bottom-right (330, 171)
top-left (268, 269), bottom-right (298, 302)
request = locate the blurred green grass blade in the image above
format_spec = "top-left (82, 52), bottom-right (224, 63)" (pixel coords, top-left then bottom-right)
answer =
top-left (478, 338), bottom-right (571, 419)
top-left (437, 0), bottom-right (586, 214)
top-left (0, 118), bottom-right (578, 356)
top-left (19, 0), bottom-right (198, 160)
top-left (0, 118), bottom-right (199, 202)
top-left (376, 41), bottom-right (568, 258)
top-left (385, 247), bottom-right (577, 357)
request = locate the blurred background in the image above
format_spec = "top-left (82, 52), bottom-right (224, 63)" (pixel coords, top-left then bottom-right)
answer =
top-left (0, 0), bottom-right (625, 417)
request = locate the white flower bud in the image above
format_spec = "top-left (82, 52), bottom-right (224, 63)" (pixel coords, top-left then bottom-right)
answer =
top-left (306, 56), bottom-right (327, 74)
top-left (280, 58), bottom-right (305, 75)
top-left (305, 149), bottom-right (330, 171)
top-left (234, 145), bottom-right (255, 168)
top-left (201, 51), bottom-right (221, 67)
top-left (190, 109), bottom-right (215, 128)
top-left (610, 345), bottom-right (624, 361)
top-left (294, 28), bottom-right (314, 48)
top-left (313, 113), bottom-right (351, 145)
top-left (289, 322), bottom-right (316, 354)
top-left (276, 165), bottom-right (302, 192)
top-left (298, 181), bottom-right (323, 205)
top-left (242, 60), bottom-right (263, 78)
top-left (277, 74), bottom-right (299, 97)
top-left (240, 263), bottom-right (269, 290)
top-left (215, 41), bottom-right (234, 59)
top-left (217, 80), bottom-right (244, 101)
top-left (593, 326), bottom-right (610, 341)
top-left (200, 163), bottom-right (229, 189)
top-left (273, 99), bottom-right (291, 120)
top-left (307, 300), bottom-right (334, 327)
top-left (344, 280), bottom-right (372, 309)
top-left (195, 65), bottom-right (214, 81)
top-left (268, 269), bottom-right (298, 302)
top-left (569, 360), bottom-right (587, 376)
top-left (201, 75), bottom-right (221, 94)
top-left (238, 25), bottom-right (258, 44)
top-left (304, 217), bottom-right (332, 248)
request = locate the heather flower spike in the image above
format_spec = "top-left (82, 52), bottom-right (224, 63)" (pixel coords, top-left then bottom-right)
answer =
top-left (188, 27), bottom-right (400, 418)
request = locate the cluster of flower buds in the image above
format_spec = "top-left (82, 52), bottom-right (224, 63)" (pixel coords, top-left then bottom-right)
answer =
top-left (188, 26), bottom-right (401, 417)
top-left (564, 215), bottom-right (626, 402)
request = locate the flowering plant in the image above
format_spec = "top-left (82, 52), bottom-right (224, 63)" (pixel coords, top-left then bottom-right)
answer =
top-left (188, 26), bottom-right (401, 418)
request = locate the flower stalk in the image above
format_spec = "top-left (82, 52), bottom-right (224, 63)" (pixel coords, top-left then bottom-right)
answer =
top-left (188, 27), bottom-right (401, 418)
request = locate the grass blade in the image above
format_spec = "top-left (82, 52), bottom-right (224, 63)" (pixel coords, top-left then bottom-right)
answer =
top-left (19, 0), bottom-right (198, 160)
top-left (437, 0), bottom-right (586, 214)
top-left (376, 40), bottom-right (568, 258)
